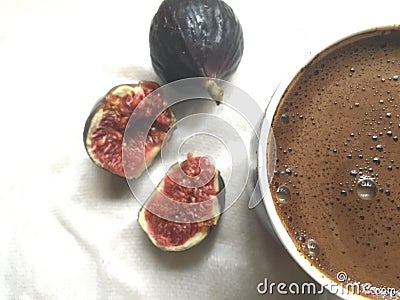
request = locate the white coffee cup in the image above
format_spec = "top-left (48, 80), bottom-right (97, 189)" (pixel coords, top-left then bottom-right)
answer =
top-left (256, 25), bottom-right (400, 300)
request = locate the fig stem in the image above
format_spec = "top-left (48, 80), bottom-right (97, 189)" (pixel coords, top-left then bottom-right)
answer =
top-left (205, 79), bottom-right (224, 105)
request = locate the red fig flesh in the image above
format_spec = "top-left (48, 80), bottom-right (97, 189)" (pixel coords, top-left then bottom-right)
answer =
top-left (83, 81), bottom-right (175, 179)
top-left (138, 153), bottom-right (225, 251)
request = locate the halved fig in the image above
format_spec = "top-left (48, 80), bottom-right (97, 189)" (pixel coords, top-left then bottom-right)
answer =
top-left (138, 153), bottom-right (225, 251)
top-left (83, 81), bottom-right (176, 179)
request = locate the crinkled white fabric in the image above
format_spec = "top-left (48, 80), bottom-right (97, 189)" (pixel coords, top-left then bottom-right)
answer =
top-left (1, 0), bottom-right (399, 299)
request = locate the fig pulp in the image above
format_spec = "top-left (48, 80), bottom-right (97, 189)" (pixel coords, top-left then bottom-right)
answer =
top-left (138, 153), bottom-right (225, 251)
top-left (149, 0), bottom-right (244, 83)
top-left (83, 81), bottom-right (176, 179)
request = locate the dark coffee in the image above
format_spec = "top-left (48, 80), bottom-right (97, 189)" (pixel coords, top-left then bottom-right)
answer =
top-left (269, 28), bottom-right (400, 296)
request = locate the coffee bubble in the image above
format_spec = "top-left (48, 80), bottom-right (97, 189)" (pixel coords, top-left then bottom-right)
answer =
top-left (306, 239), bottom-right (320, 258)
top-left (281, 114), bottom-right (289, 124)
top-left (356, 177), bottom-right (377, 200)
top-left (276, 185), bottom-right (291, 204)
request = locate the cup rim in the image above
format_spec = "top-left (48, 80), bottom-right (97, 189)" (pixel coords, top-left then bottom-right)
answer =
top-left (257, 24), bottom-right (400, 300)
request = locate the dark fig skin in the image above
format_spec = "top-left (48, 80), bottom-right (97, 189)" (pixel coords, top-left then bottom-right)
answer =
top-left (217, 174), bottom-right (226, 214)
top-left (149, 0), bottom-right (244, 83)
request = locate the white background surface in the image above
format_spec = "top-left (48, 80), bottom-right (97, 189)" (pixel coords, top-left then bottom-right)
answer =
top-left (1, 0), bottom-right (399, 299)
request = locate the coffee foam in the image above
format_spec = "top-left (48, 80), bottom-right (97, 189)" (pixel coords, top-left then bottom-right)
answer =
top-left (268, 28), bottom-right (400, 295)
